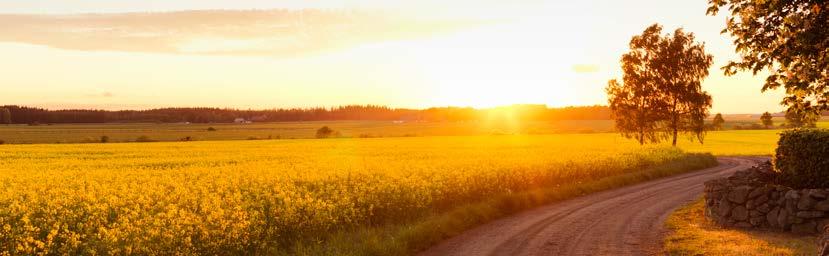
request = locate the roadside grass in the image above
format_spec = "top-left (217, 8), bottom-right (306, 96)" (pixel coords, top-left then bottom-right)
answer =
top-left (665, 199), bottom-right (818, 256)
top-left (287, 153), bottom-right (717, 255)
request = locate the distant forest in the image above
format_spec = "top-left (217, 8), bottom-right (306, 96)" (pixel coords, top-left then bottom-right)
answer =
top-left (0, 105), bottom-right (611, 124)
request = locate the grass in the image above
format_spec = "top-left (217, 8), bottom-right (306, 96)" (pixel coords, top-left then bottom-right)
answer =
top-left (0, 134), bottom-right (713, 254)
top-left (664, 199), bottom-right (818, 256)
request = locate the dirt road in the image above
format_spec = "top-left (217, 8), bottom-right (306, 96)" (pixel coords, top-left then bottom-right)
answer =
top-left (420, 157), bottom-right (765, 256)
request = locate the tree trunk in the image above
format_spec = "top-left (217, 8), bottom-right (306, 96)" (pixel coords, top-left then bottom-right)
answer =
top-left (671, 128), bottom-right (678, 146)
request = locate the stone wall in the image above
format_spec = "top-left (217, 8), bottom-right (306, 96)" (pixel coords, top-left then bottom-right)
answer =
top-left (704, 161), bottom-right (829, 235)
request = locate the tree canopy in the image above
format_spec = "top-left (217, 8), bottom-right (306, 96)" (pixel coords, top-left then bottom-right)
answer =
top-left (0, 108), bottom-right (10, 125)
top-left (712, 113), bottom-right (725, 130)
top-left (707, 0), bottom-right (829, 116)
top-left (607, 24), bottom-right (713, 146)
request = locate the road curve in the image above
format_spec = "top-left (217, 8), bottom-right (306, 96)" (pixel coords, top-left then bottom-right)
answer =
top-left (419, 157), bottom-right (766, 256)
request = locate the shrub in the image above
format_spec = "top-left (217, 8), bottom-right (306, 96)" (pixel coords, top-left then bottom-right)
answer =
top-left (100, 136), bottom-right (110, 143)
top-left (773, 129), bottom-right (829, 188)
top-left (0, 139), bottom-right (4, 145)
top-left (315, 126), bottom-right (334, 139)
top-left (135, 136), bottom-right (155, 143)
top-left (207, 127), bottom-right (217, 132)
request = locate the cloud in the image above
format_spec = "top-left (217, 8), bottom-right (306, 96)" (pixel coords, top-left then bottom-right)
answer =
top-left (572, 64), bottom-right (599, 73)
top-left (0, 10), bottom-right (483, 57)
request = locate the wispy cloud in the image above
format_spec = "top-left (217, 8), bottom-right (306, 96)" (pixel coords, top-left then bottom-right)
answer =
top-left (0, 10), bottom-right (483, 56)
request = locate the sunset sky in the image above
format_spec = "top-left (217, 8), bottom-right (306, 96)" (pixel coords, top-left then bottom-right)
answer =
top-left (0, 0), bottom-right (784, 113)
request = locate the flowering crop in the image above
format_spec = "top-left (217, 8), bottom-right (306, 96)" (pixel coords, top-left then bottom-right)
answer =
top-left (0, 135), bottom-right (694, 254)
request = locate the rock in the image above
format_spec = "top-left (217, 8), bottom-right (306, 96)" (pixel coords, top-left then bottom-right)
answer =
top-left (778, 208), bottom-right (790, 230)
top-left (796, 211), bottom-right (825, 219)
top-left (757, 203), bottom-right (771, 213)
top-left (809, 189), bottom-right (828, 200)
top-left (767, 207), bottom-right (781, 228)
top-left (787, 196), bottom-right (799, 213)
top-left (791, 221), bottom-right (817, 234)
top-left (729, 186), bottom-right (752, 204)
top-left (747, 200), bottom-right (756, 210)
top-left (791, 216), bottom-right (805, 224)
top-left (786, 190), bottom-right (801, 199)
top-left (798, 196), bottom-right (817, 210)
top-left (734, 222), bottom-right (754, 228)
top-left (718, 200), bottom-right (733, 218)
top-left (755, 194), bottom-right (770, 205)
top-left (816, 200), bottom-right (829, 211)
top-left (777, 196), bottom-right (787, 206)
top-left (732, 206), bottom-right (749, 221)
top-left (750, 216), bottom-right (765, 226)
top-left (749, 186), bottom-right (772, 199)
top-left (750, 210), bottom-right (764, 217)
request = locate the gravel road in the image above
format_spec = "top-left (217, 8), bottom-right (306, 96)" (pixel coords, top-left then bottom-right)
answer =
top-left (419, 157), bottom-right (765, 256)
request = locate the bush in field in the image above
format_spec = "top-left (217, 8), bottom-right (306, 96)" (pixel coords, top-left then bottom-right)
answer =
top-left (100, 136), bottom-right (110, 143)
top-left (0, 139), bottom-right (4, 145)
top-left (135, 136), bottom-right (155, 143)
top-left (315, 126), bottom-right (335, 139)
top-left (773, 129), bottom-right (829, 188)
top-left (207, 127), bottom-right (217, 132)
top-left (760, 112), bottom-right (774, 128)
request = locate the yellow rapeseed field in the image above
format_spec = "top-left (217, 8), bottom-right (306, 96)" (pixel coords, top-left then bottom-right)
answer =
top-left (0, 134), bottom-right (706, 254)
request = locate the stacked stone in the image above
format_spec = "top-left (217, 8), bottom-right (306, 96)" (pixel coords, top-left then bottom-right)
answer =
top-left (704, 161), bottom-right (829, 235)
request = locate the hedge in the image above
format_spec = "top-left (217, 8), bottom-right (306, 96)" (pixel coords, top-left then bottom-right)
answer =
top-left (773, 129), bottom-right (829, 189)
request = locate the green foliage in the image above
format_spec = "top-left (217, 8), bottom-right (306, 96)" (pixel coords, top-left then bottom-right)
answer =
top-left (760, 112), bottom-right (774, 128)
top-left (707, 0), bottom-right (829, 116)
top-left (773, 129), bottom-right (829, 188)
top-left (785, 108), bottom-right (818, 128)
top-left (316, 126), bottom-right (335, 139)
top-left (0, 108), bottom-right (11, 125)
top-left (607, 23), bottom-right (713, 146)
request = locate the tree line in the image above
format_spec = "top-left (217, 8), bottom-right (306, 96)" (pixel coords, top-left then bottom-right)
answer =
top-left (0, 105), bottom-right (611, 124)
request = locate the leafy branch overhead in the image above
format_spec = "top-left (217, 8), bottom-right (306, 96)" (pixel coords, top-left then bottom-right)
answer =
top-left (707, 0), bottom-right (829, 117)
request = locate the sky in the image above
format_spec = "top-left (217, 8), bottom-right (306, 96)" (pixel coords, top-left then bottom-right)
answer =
top-left (0, 0), bottom-right (785, 113)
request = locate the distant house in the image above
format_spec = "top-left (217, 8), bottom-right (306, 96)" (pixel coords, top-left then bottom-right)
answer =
top-left (233, 118), bottom-right (252, 124)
